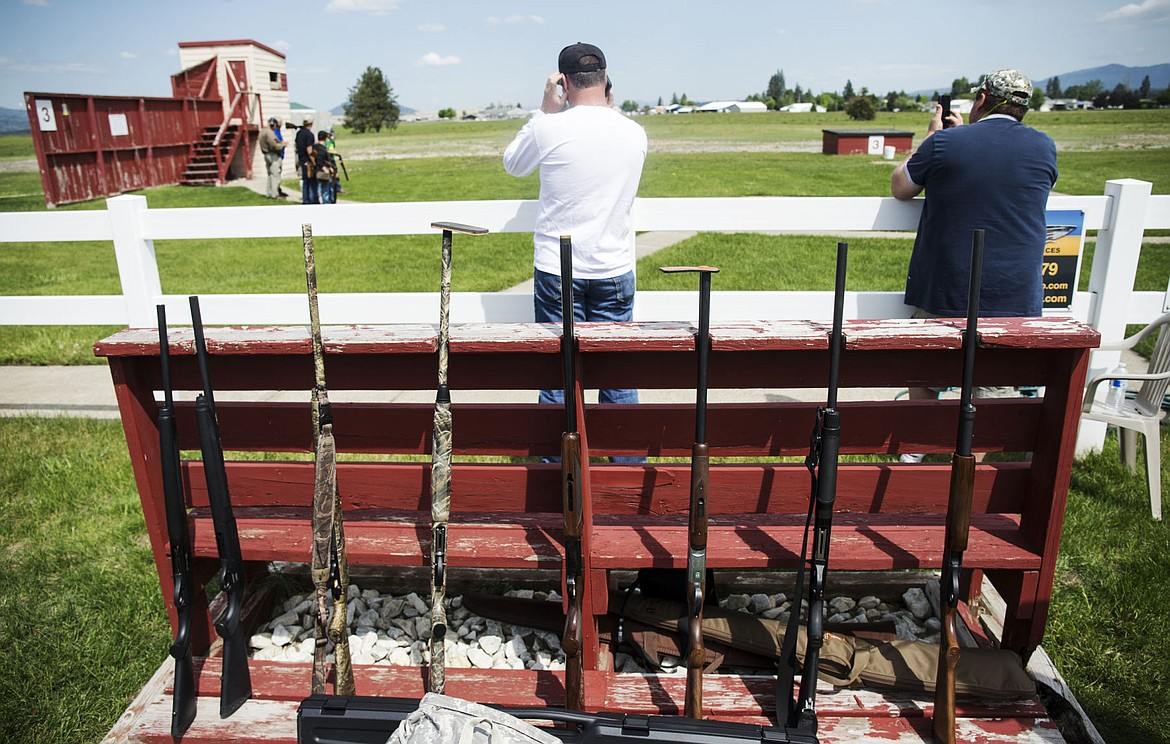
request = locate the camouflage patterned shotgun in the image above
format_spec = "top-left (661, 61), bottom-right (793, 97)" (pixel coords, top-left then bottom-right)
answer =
top-left (189, 295), bottom-right (252, 718)
top-left (659, 265), bottom-right (720, 720)
top-left (302, 224), bottom-right (355, 696)
top-left (933, 229), bottom-right (985, 744)
top-left (156, 304), bottom-right (197, 737)
top-left (426, 221), bottom-right (487, 694)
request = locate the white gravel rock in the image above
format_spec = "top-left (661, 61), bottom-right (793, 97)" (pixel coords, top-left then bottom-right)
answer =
top-left (828, 596), bottom-right (856, 614)
top-left (271, 624), bottom-right (300, 646)
top-left (269, 609), bottom-right (299, 629)
top-left (748, 593), bottom-right (774, 613)
top-left (902, 587), bottom-right (932, 620)
top-left (250, 632), bottom-right (274, 650)
top-left (723, 593), bottom-right (751, 611)
top-left (478, 632), bottom-right (504, 656)
top-left (467, 646), bottom-right (495, 668)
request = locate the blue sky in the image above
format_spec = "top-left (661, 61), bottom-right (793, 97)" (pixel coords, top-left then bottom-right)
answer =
top-left (3, 0), bottom-right (1168, 113)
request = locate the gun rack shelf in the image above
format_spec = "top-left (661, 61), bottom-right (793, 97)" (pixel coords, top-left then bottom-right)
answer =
top-left (96, 317), bottom-right (1097, 743)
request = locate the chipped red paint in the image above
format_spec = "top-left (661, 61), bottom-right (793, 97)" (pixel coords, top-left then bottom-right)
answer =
top-left (100, 318), bottom-right (1096, 742)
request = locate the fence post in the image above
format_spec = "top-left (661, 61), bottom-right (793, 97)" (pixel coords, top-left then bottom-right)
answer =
top-left (1076, 178), bottom-right (1153, 453)
top-left (107, 194), bottom-right (162, 329)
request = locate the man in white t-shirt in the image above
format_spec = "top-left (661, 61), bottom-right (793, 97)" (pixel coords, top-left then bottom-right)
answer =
top-left (504, 43), bottom-right (647, 456)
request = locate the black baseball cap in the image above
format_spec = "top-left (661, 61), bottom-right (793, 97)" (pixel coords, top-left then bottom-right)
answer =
top-left (558, 42), bottom-right (606, 74)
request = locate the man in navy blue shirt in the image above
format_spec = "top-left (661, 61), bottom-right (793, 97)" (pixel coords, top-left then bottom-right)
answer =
top-left (892, 69), bottom-right (1057, 318)
top-left (891, 70), bottom-right (1056, 462)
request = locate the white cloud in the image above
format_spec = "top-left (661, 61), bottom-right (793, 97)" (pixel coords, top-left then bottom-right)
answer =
top-left (273, 40), bottom-right (293, 51)
top-left (416, 52), bottom-right (460, 67)
top-left (1099, 0), bottom-right (1170, 21)
top-left (418, 23), bottom-right (446, 32)
top-left (325, 0), bottom-right (401, 15)
top-left (488, 13), bottom-right (542, 26)
top-left (119, 51), bottom-right (138, 59)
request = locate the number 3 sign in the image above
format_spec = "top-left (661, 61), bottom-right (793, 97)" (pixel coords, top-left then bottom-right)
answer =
top-left (34, 99), bottom-right (58, 132)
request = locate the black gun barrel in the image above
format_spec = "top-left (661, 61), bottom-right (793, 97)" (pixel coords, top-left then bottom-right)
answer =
top-left (190, 295), bottom-right (252, 718)
top-left (157, 304), bottom-right (196, 737)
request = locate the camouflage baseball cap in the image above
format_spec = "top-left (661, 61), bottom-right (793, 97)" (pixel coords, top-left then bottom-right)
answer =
top-left (971, 69), bottom-right (1033, 106)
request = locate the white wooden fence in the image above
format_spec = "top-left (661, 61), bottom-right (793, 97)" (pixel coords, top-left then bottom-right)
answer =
top-left (1, 180), bottom-right (1167, 449)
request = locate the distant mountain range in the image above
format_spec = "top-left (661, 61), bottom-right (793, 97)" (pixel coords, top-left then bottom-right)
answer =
top-left (913, 63), bottom-right (1169, 97)
top-left (330, 102), bottom-right (415, 116)
top-left (1039, 63), bottom-right (1170, 93)
top-left (0, 106), bottom-right (29, 134)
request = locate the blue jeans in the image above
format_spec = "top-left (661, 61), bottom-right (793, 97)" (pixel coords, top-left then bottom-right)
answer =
top-left (300, 165), bottom-right (319, 204)
top-left (534, 268), bottom-right (643, 463)
top-left (318, 178), bottom-right (335, 204)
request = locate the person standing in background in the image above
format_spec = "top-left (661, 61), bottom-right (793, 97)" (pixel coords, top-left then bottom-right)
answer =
top-left (295, 116), bottom-right (318, 204)
top-left (258, 117), bottom-right (286, 199)
top-left (503, 42), bottom-right (647, 461)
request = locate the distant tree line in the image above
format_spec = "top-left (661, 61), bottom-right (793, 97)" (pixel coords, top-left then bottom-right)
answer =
top-left (1044, 74), bottom-right (1169, 108)
top-left (344, 65), bottom-right (1168, 132)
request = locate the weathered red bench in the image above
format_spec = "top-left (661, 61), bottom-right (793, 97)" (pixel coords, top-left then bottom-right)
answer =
top-left (96, 316), bottom-right (1097, 743)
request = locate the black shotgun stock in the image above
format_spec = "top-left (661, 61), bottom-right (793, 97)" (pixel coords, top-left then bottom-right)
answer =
top-left (659, 265), bottom-right (720, 719)
top-left (426, 221), bottom-right (487, 695)
top-left (156, 305), bottom-right (197, 737)
top-left (189, 295), bottom-right (252, 718)
top-left (559, 235), bottom-right (586, 713)
top-left (778, 242), bottom-right (847, 738)
top-left (932, 229), bottom-right (984, 744)
top-left (297, 694), bottom-right (821, 743)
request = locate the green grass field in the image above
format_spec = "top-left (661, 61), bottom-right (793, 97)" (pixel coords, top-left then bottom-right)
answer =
top-left (0, 110), bottom-right (1167, 742)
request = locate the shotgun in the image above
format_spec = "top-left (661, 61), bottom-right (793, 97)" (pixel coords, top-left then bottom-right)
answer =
top-left (189, 295), bottom-right (253, 718)
top-left (302, 224), bottom-right (355, 696)
top-left (659, 265), bottom-right (720, 719)
top-left (427, 221), bottom-right (488, 695)
top-left (156, 304), bottom-right (197, 737)
top-left (559, 235), bottom-right (586, 712)
top-left (778, 242), bottom-right (847, 736)
top-left (933, 229), bottom-right (985, 744)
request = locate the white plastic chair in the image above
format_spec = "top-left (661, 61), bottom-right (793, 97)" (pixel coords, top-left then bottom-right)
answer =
top-left (1081, 312), bottom-right (1170, 520)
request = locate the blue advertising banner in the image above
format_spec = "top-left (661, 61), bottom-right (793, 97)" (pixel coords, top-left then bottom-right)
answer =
top-left (1043, 209), bottom-right (1086, 311)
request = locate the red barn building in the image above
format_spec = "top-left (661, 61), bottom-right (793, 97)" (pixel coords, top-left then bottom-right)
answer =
top-left (25, 40), bottom-right (291, 207)
top-left (822, 128), bottom-right (913, 156)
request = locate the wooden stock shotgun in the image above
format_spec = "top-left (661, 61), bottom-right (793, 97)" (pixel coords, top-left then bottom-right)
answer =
top-left (426, 221), bottom-right (487, 694)
top-left (559, 235), bottom-right (586, 712)
top-left (933, 229), bottom-right (985, 744)
top-left (660, 265), bottom-right (720, 719)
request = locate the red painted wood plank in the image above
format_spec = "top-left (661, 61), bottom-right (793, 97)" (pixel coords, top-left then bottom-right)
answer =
top-left (711, 320), bottom-right (829, 351)
top-left (189, 658), bottom-right (1048, 721)
top-left (172, 401), bottom-right (564, 454)
top-left (186, 510), bottom-right (1038, 572)
top-left (185, 460), bottom-right (1031, 516)
top-left (843, 318), bottom-right (964, 350)
top-left (117, 657), bottom-right (1059, 743)
top-left (977, 317), bottom-right (1101, 349)
top-left (188, 508), bottom-right (566, 568)
top-left (96, 318), bottom-right (1099, 359)
top-left (166, 398), bottom-right (1041, 456)
top-left (589, 513), bottom-right (1039, 571)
